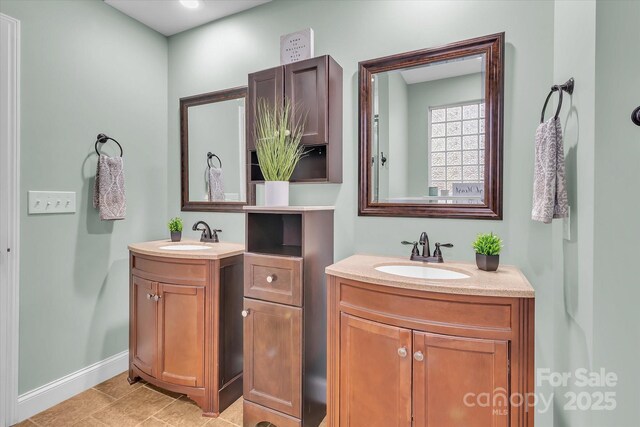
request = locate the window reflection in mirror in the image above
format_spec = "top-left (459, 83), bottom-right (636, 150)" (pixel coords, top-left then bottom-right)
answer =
top-left (370, 53), bottom-right (486, 205)
top-left (187, 97), bottom-right (246, 203)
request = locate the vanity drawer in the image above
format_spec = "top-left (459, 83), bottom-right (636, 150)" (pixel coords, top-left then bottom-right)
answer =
top-left (337, 278), bottom-right (514, 336)
top-left (244, 253), bottom-right (303, 306)
top-left (131, 253), bottom-right (207, 285)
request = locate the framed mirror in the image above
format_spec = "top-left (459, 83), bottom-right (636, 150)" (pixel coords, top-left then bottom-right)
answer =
top-left (358, 33), bottom-right (504, 219)
top-left (180, 86), bottom-right (254, 212)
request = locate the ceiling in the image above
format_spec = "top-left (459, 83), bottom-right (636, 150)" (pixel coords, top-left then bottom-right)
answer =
top-left (104, 0), bottom-right (271, 36)
top-left (400, 55), bottom-right (484, 85)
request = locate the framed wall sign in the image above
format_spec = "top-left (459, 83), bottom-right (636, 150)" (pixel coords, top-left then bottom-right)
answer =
top-left (280, 28), bottom-right (314, 64)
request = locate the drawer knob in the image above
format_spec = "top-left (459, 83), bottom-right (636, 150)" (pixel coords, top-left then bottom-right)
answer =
top-left (414, 351), bottom-right (425, 362)
top-left (146, 293), bottom-right (154, 300)
top-left (241, 309), bottom-right (250, 318)
top-left (266, 275), bottom-right (276, 283)
top-left (397, 347), bottom-right (408, 358)
top-left (153, 295), bottom-right (161, 302)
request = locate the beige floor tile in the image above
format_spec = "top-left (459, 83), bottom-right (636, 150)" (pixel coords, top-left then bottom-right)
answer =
top-left (138, 417), bottom-right (169, 426)
top-left (144, 383), bottom-right (183, 399)
top-left (11, 420), bottom-right (37, 427)
top-left (204, 418), bottom-right (238, 427)
top-left (217, 397), bottom-right (243, 425)
top-left (90, 386), bottom-right (175, 427)
top-left (93, 371), bottom-right (143, 399)
top-left (72, 416), bottom-right (108, 426)
top-left (154, 396), bottom-right (210, 427)
top-left (30, 389), bottom-right (115, 427)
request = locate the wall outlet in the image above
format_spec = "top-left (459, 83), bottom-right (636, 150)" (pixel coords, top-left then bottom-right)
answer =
top-left (28, 191), bottom-right (76, 214)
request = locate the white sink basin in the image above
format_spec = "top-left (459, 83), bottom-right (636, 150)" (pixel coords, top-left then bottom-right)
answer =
top-left (375, 265), bottom-right (470, 280)
top-left (159, 244), bottom-right (210, 251)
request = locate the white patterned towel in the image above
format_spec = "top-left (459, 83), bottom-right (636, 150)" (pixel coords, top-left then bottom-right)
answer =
top-left (532, 116), bottom-right (568, 223)
top-left (208, 166), bottom-right (225, 201)
top-left (93, 155), bottom-right (126, 221)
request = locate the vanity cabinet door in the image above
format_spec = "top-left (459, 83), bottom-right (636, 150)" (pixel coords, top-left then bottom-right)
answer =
top-left (284, 56), bottom-right (327, 146)
top-left (132, 276), bottom-right (157, 377)
top-left (157, 282), bottom-right (205, 387)
top-left (243, 298), bottom-right (302, 418)
top-left (412, 332), bottom-right (509, 427)
top-left (247, 66), bottom-right (284, 151)
top-left (339, 314), bottom-right (413, 427)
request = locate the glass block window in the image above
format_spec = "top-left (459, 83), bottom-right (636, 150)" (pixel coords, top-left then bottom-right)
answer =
top-left (429, 101), bottom-right (485, 193)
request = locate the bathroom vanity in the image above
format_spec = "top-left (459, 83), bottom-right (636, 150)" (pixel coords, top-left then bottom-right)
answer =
top-left (128, 240), bottom-right (245, 417)
top-left (326, 254), bottom-right (535, 427)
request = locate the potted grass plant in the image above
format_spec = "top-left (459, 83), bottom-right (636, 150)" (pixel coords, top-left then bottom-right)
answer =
top-left (255, 98), bottom-right (305, 206)
top-left (472, 232), bottom-right (503, 271)
top-left (168, 217), bottom-right (183, 242)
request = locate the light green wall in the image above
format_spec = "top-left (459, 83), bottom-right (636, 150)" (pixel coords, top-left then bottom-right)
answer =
top-left (593, 1), bottom-right (640, 425)
top-left (187, 99), bottom-right (245, 201)
top-left (167, 2), bottom-right (556, 423)
top-left (407, 73), bottom-right (483, 196)
top-left (387, 72), bottom-right (409, 199)
top-left (552, 2), bottom-right (596, 426)
top-left (0, 0), bottom-right (168, 393)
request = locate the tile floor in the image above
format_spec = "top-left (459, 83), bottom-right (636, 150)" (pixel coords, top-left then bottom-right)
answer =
top-left (12, 371), bottom-right (276, 427)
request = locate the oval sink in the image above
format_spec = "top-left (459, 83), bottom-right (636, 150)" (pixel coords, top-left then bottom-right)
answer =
top-left (375, 265), bottom-right (470, 280)
top-left (159, 244), bottom-right (210, 251)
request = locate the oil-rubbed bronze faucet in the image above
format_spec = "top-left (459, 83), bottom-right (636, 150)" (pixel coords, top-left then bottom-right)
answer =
top-left (192, 221), bottom-right (221, 243)
top-left (401, 232), bottom-right (453, 263)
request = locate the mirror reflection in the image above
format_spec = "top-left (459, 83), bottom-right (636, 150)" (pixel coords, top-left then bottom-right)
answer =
top-left (370, 53), bottom-right (486, 205)
top-left (187, 97), bottom-right (246, 203)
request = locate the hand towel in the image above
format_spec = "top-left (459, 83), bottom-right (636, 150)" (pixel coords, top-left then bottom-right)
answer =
top-left (93, 154), bottom-right (126, 220)
top-left (208, 166), bottom-right (225, 201)
top-left (532, 116), bottom-right (568, 223)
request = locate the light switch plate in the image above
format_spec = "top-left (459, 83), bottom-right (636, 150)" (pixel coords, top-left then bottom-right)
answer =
top-left (28, 191), bottom-right (76, 214)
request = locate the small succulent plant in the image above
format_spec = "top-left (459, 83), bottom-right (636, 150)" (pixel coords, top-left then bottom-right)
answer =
top-left (472, 232), bottom-right (503, 256)
top-left (168, 217), bottom-right (183, 233)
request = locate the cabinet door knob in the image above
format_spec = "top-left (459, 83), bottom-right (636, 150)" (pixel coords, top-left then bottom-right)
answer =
top-left (146, 293), bottom-right (153, 300)
top-left (241, 309), bottom-right (250, 317)
top-left (266, 275), bottom-right (276, 283)
top-left (397, 347), bottom-right (408, 358)
top-left (414, 351), bottom-right (425, 362)
top-left (153, 295), bottom-right (161, 302)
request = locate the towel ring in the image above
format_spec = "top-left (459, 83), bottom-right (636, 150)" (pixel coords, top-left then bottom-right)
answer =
top-left (94, 133), bottom-right (123, 157)
top-left (632, 106), bottom-right (640, 126)
top-left (207, 152), bottom-right (222, 169)
top-left (540, 78), bottom-right (574, 123)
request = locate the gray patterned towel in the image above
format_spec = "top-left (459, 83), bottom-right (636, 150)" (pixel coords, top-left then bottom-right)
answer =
top-left (208, 166), bottom-right (225, 201)
top-left (93, 155), bottom-right (126, 221)
top-left (532, 116), bottom-right (568, 223)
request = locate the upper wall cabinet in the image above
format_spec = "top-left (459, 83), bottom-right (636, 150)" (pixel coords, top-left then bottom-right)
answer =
top-left (247, 55), bottom-right (343, 183)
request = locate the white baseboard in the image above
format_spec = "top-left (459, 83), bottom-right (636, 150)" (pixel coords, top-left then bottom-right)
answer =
top-left (16, 350), bottom-right (129, 422)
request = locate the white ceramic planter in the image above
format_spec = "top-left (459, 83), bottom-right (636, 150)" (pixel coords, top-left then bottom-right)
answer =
top-left (264, 181), bottom-right (290, 206)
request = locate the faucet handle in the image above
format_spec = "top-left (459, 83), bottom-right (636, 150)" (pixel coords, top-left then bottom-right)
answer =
top-left (211, 229), bottom-right (222, 243)
top-left (401, 241), bottom-right (419, 257)
top-left (433, 242), bottom-right (453, 259)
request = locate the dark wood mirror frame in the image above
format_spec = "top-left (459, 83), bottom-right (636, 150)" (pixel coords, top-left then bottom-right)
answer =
top-left (358, 33), bottom-right (504, 219)
top-left (180, 86), bottom-right (255, 212)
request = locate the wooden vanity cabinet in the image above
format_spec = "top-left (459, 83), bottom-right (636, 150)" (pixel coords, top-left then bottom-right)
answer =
top-left (128, 252), bottom-right (244, 417)
top-left (243, 207), bottom-right (334, 427)
top-left (327, 276), bottom-right (535, 427)
top-left (247, 55), bottom-right (343, 183)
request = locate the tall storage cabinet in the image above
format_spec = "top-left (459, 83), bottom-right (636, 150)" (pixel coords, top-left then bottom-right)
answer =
top-left (247, 55), bottom-right (343, 183)
top-left (242, 206), bottom-right (334, 427)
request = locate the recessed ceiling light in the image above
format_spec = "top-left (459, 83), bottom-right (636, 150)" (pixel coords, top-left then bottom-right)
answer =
top-left (179, 0), bottom-right (200, 9)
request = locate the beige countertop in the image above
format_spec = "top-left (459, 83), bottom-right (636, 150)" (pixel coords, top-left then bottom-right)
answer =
top-left (128, 239), bottom-right (245, 260)
top-left (326, 254), bottom-right (534, 298)
top-left (243, 205), bottom-right (335, 212)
